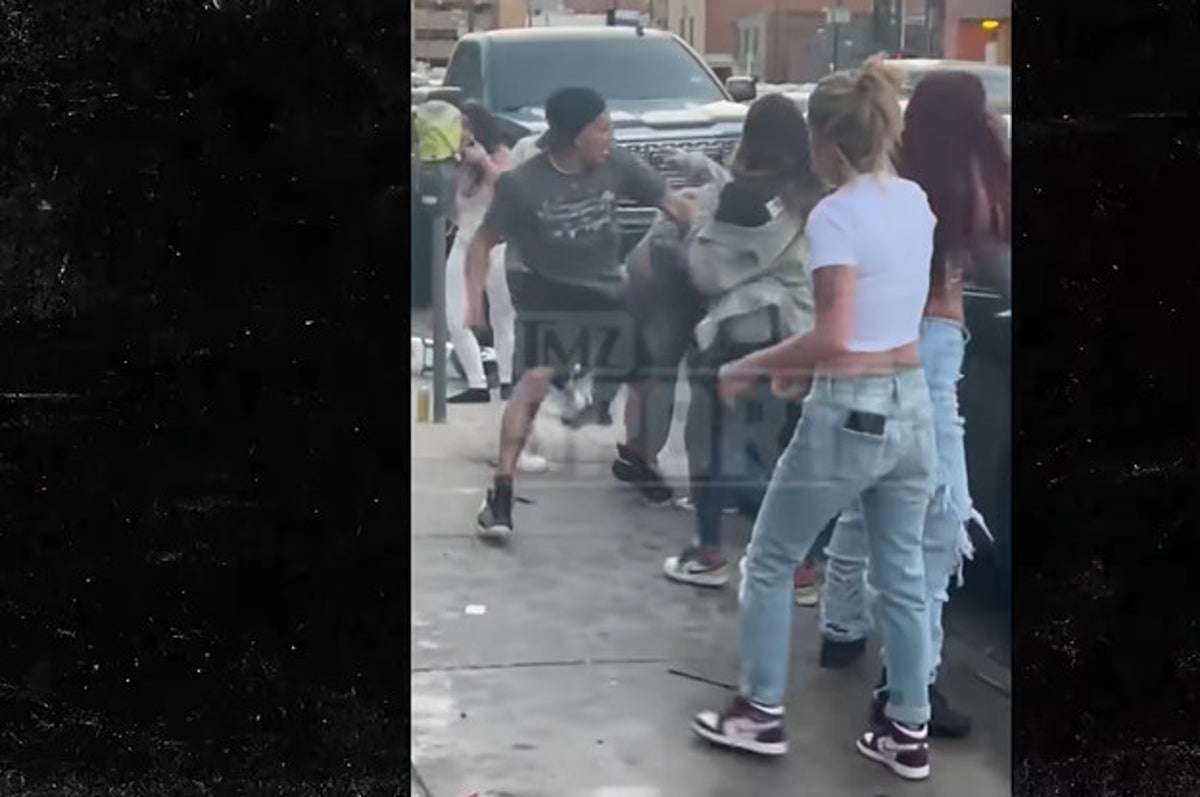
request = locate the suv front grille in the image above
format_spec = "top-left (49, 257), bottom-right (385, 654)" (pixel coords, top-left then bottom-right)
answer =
top-left (616, 136), bottom-right (738, 234)
top-left (620, 137), bottom-right (738, 191)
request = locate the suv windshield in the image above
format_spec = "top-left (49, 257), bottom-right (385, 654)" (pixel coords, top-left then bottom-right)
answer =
top-left (487, 37), bottom-right (726, 112)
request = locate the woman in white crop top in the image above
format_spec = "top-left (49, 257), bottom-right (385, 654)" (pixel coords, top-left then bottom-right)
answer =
top-left (691, 61), bottom-right (940, 778)
top-left (818, 70), bottom-right (1011, 740)
top-left (444, 101), bottom-right (516, 405)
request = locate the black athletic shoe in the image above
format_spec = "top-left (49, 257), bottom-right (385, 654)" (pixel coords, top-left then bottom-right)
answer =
top-left (611, 445), bottom-right (638, 483)
top-left (476, 482), bottom-right (514, 541)
top-left (448, 388), bottom-right (491, 404)
top-left (819, 636), bottom-right (867, 669)
top-left (499, 383), bottom-right (513, 401)
top-left (871, 682), bottom-right (972, 740)
top-left (611, 444), bottom-right (672, 505)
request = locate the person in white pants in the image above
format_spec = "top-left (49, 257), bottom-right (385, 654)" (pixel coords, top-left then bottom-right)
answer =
top-left (446, 102), bottom-right (516, 404)
top-left (446, 113), bottom-right (548, 472)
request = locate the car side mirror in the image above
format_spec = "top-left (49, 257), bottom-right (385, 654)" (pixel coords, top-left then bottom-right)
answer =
top-left (726, 76), bottom-right (756, 103)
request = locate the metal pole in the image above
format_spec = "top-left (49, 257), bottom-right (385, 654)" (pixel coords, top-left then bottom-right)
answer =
top-left (898, 0), bottom-right (906, 52)
top-left (425, 195), bottom-right (449, 423)
top-left (833, 0), bottom-right (843, 72)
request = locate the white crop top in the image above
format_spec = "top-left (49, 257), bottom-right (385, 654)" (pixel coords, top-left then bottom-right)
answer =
top-left (805, 173), bottom-right (936, 352)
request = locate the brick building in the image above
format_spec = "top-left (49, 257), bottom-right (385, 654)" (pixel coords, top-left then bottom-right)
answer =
top-left (941, 0), bottom-right (1010, 63)
top-left (648, 0), bottom-right (873, 81)
top-left (412, 0), bottom-right (538, 66)
top-left (646, 0), bottom-right (1007, 81)
top-left (563, 0), bottom-right (650, 11)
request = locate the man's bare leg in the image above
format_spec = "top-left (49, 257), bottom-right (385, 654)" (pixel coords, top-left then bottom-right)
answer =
top-left (477, 366), bottom-right (555, 539)
top-left (497, 367), bottom-right (554, 478)
top-left (623, 381), bottom-right (654, 465)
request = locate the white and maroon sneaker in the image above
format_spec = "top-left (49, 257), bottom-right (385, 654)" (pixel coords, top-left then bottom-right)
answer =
top-left (692, 696), bottom-right (788, 756)
top-left (664, 546), bottom-right (730, 588)
top-left (856, 717), bottom-right (930, 780)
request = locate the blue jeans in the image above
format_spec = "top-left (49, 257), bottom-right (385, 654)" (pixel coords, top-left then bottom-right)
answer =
top-left (739, 369), bottom-right (936, 725)
top-left (820, 317), bottom-right (989, 683)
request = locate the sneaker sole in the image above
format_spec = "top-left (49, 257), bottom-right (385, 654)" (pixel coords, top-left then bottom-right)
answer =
top-left (673, 497), bottom-right (738, 515)
top-left (854, 738), bottom-right (930, 780)
top-left (794, 590), bottom-right (819, 607)
top-left (475, 522), bottom-right (512, 541)
top-left (691, 718), bottom-right (788, 756)
top-left (475, 499), bottom-right (513, 542)
top-left (663, 563), bottom-right (729, 588)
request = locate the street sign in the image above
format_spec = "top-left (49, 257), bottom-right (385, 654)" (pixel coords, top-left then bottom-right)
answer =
top-left (826, 7), bottom-right (851, 25)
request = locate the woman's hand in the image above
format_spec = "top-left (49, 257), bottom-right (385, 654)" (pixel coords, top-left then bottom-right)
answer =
top-left (770, 374), bottom-right (810, 402)
top-left (717, 359), bottom-right (757, 405)
top-left (661, 192), bottom-right (696, 236)
top-left (461, 140), bottom-right (489, 166)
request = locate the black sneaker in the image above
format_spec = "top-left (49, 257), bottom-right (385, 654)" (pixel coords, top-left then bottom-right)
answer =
top-left (611, 445), bottom-right (640, 484)
top-left (856, 717), bottom-right (930, 780)
top-left (476, 482), bottom-right (513, 541)
top-left (871, 683), bottom-right (972, 740)
top-left (611, 444), bottom-right (673, 506)
top-left (692, 696), bottom-right (788, 757)
top-left (448, 388), bottom-right (491, 404)
top-left (499, 383), bottom-right (513, 401)
top-left (819, 636), bottom-right (867, 669)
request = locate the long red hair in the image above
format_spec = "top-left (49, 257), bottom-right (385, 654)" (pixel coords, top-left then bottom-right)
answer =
top-left (898, 72), bottom-right (1010, 286)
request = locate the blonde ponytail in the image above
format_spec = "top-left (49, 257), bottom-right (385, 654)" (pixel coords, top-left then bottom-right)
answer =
top-left (808, 57), bottom-right (905, 177)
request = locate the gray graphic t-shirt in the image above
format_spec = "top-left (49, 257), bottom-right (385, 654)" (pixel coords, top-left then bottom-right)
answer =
top-left (481, 147), bottom-right (666, 298)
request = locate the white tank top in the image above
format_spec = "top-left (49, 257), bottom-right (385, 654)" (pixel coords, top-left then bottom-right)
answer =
top-left (805, 173), bottom-right (936, 352)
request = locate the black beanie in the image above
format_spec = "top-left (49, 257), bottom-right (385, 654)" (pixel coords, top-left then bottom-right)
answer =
top-left (538, 87), bottom-right (607, 152)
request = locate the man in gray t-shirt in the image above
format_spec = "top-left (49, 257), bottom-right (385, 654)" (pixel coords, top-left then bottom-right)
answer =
top-left (463, 86), bottom-right (691, 539)
top-left (485, 142), bottom-right (664, 299)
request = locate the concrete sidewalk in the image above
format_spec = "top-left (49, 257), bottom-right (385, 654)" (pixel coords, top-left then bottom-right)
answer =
top-left (410, 375), bottom-right (1011, 797)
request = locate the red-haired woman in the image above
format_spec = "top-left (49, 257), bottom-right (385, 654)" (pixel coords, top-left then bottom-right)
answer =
top-left (818, 71), bottom-right (1011, 740)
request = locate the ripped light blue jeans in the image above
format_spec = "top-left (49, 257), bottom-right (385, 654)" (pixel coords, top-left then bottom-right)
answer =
top-left (820, 317), bottom-right (990, 684)
top-left (739, 369), bottom-right (936, 725)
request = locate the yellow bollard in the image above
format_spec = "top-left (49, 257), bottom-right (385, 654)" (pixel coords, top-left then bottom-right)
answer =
top-left (416, 384), bottom-right (432, 423)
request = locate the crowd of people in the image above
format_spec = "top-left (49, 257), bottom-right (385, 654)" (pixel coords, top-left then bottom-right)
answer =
top-left (432, 57), bottom-right (1010, 779)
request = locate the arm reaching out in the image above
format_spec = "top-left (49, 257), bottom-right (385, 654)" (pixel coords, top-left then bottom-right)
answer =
top-left (717, 265), bottom-right (855, 403)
